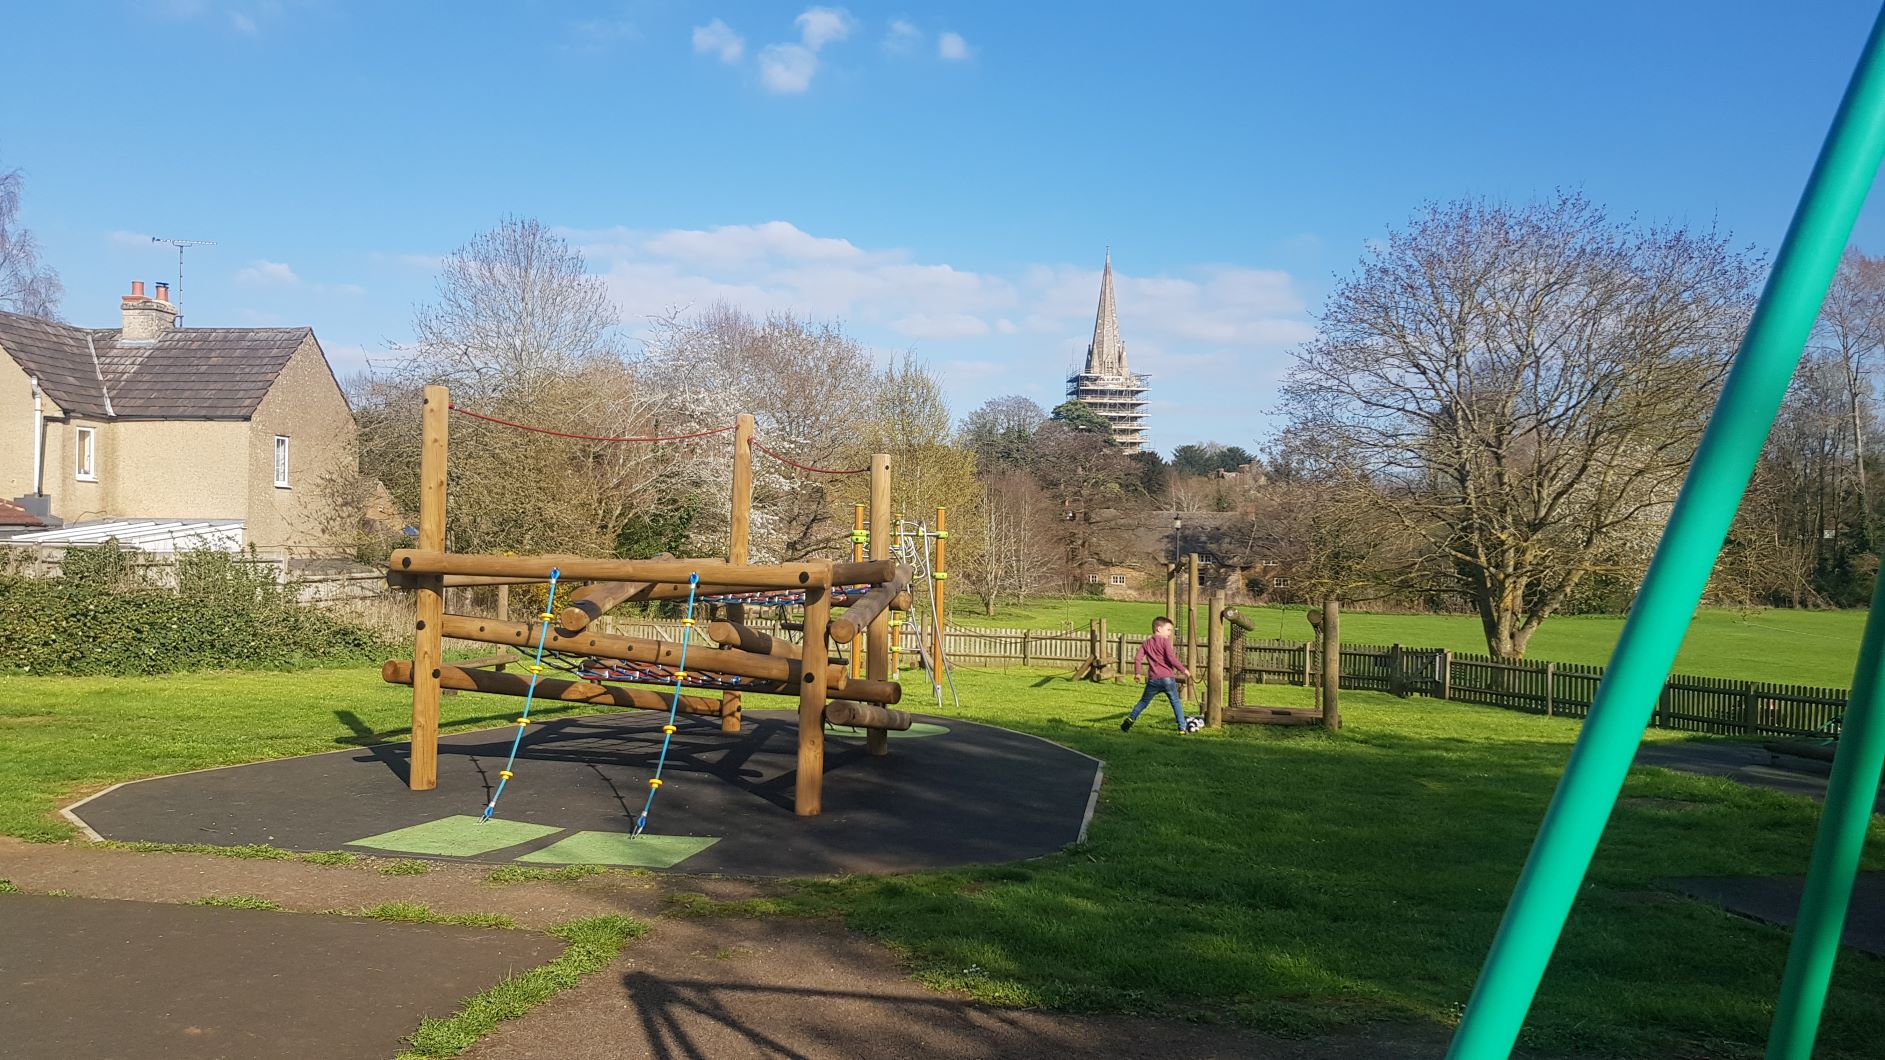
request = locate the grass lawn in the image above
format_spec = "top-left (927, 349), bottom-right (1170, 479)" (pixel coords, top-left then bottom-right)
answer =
top-left (951, 598), bottom-right (1869, 688)
top-left (3, 665), bottom-right (1882, 1057)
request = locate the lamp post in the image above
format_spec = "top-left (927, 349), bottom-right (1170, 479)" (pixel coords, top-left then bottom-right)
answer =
top-left (1167, 513), bottom-right (1181, 621)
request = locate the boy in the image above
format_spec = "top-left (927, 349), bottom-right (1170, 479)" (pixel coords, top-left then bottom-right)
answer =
top-left (1122, 616), bottom-right (1190, 732)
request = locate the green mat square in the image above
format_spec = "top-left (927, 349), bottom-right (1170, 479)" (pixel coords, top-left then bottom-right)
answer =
top-left (516, 831), bottom-right (718, 868)
top-left (349, 815), bottom-right (561, 857)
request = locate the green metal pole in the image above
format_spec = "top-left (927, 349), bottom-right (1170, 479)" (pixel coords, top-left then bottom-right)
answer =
top-left (1446, 10), bottom-right (1885, 1058)
top-left (1768, 560), bottom-right (1885, 1052)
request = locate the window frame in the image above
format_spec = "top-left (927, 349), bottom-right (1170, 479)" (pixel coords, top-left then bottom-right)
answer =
top-left (273, 435), bottom-right (291, 489)
top-left (75, 426), bottom-right (97, 482)
top-left (1108, 574), bottom-right (1127, 586)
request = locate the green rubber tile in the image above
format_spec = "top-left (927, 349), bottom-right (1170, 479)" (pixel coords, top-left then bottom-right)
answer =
top-left (829, 721), bottom-right (951, 740)
top-left (516, 831), bottom-right (719, 868)
top-left (349, 815), bottom-right (561, 857)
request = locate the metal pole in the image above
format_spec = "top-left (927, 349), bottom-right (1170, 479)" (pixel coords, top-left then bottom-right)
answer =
top-left (1447, 9), bottom-right (1885, 1056)
top-left (1768, 558), bottom-right (1885, 1055)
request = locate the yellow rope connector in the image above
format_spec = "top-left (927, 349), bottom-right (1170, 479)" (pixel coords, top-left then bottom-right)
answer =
top-left (538, 611), bottom-right (557, 621)
top-left (891, 645), bottom-right (903, 654)
top-left (932, 571), bottom-right (949, 580)
top-left (662, 724), bottom-right (677, 734)
top-left (674, 671), bottom-right (688, 680)
top-left (681, 617), bottom-right (696, 626)
top-left (648, 778), bottom-right (663, 789)
top-left (527, 664), bottom-right (545, 675)
top-left (499, 770), bottom-right (513, 780)
top-left (889, 616), bottom-right (904, 627)
top-left (516, 717), bottom-right (531, 726)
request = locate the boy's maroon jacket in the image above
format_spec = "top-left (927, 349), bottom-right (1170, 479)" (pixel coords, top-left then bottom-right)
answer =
top-left (1135, 635), bottom-right (1185, 680)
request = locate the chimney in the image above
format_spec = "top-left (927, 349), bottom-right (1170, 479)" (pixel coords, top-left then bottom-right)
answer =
top-left (121, 279), bottom-right (179, 341)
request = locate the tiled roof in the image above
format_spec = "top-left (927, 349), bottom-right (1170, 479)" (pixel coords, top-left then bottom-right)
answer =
top-left (0, 310), bottom-right (311, 419)
top-left (0, 499), bottom-right (46, 527)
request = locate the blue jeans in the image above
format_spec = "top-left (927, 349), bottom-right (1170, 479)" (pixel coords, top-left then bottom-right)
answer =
top-left (1130, 677), bottom-right (1187, 729)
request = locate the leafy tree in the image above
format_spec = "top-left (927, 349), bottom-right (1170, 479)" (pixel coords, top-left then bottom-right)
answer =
top-left (1050, 399), bottom-right (1110, 433)
top-left (960, 395), bottom-right (1047, 470)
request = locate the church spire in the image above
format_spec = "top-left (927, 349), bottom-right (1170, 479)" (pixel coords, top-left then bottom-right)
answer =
top-left (1085, 248), bottom-right (1128, 377)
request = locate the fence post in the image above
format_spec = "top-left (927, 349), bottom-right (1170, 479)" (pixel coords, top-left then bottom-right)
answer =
top-left (1206, 590), bottom-right (1225, 728)
top-left (1303, 640), bottom-right (1314, 687)
top-left (1228, 622), bottom-right (1247, 709)
top-left (1021, 629), bottom-right (1031, 667)
top-left (1742, 681), bottom-right (1761, 734)
top-left (1441, 650), bottom-right (1454, 700)
top-left (1388, 643), bottom-right (1405, 698)
top-left (1657, 684), bottom-right (1672, 730)
top-left (1545, 662), bottom-right (1556, 716)
top-left (1115, 633), bottom-right (1126, 684)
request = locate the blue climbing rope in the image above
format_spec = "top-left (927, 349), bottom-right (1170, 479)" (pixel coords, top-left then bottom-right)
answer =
top-left (633, 572), bottom-right (702, 836)
top-left (480, 568), bottom-right (562, 823)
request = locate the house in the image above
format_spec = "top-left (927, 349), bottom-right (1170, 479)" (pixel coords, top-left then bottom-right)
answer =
top-left (0, 281), bottom-right (357, 555)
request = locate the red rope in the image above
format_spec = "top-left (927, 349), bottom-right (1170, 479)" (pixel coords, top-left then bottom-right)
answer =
top-left (449, 404), bottom-right (736, 443)
top-left (751, 438), bottom-right (869, 475)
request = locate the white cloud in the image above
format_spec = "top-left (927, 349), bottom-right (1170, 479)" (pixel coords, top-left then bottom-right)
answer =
top-left (758, 43), bottom-right (819, 93)
top-left (236, 260), bottom-right (299, 286)
top-left (795, 6), bottom-right (853, 51)
top-left (692, 18), bottom-right (744, 63)
top-left (884, 18), bottom-right (920, 54)
top-left (937, 31), bottom-right (969, 61)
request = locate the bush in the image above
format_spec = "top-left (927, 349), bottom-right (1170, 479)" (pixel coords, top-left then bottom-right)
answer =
top-left (0, 543), bottom-right (393, 676)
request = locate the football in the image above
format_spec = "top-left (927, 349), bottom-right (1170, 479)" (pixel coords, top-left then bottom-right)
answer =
top-left (1184, 716), bottom-right (1206, 733)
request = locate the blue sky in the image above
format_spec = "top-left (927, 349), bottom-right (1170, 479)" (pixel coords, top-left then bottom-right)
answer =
top-left (7, 1), bottom-right (1885, 454)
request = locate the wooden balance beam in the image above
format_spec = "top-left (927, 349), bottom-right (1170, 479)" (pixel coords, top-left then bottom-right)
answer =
top-left (1223, 705), bottom-right (1325, 726)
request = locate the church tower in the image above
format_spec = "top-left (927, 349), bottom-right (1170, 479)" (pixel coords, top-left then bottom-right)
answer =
top-left (1065, 250), bottom-right (1149, 449)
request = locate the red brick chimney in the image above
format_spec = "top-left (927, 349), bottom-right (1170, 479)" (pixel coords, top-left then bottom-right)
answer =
top-left (121, 280), bottom-right (178, 341)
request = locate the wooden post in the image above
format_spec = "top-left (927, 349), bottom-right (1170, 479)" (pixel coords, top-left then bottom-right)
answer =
top-left (1441, 650), bottom-right (1454, 699)
top-left (1096, 617), bottom-right (1108, 681)
top-left (1021, 629), bottom-right (1031, 666)
top-left (1114, 632), bottom-right (1126, 684)
top-left (851, 503), bottom-right (866, 680)
top-left (1544, 662), bottom-right (1557, 716)
top-left (494, 584), bottom-right (510, 671)
top-left (866, 453), bottom-right (891, 756)
top-left (722, 412), bottom-right (755, 733)
top-left (796, 572), bottom-right (832, 816)
top-left (1388, 643), bottom-right (1405, 698)
top-left (1206, 590), bottom-right (1225, 728)
top-left (1320, 596), bottom-right (1341, 730)
top-left (1185, 552), bottom-right (1199, 701)
top-left (932, 505), bottom-right (948, 670)
top-left (1741, 681), bottom-right (1760, 734)
top-left (1227, 616), bottom-right (1246, 709)
top-left (409, 384), bottom-right (450, 791)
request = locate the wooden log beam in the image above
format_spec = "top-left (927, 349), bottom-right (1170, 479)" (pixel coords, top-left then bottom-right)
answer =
top-left (707, 620), bottom-right (794, 657)
top-left (825, 699), bottom-right (913, 731)
top-left (865, 453), bottom-right (892, 758)
top-left (556, 553), bottom-right (674, 634)
top-left (382, 660), bottom-right (724, 716)
top-left (439, 613), bottom-right (851, 690)
top-left (391, 550), bottom-right (836, 591)
top-left (797, 582), bottom-right (831, 816)
top-left (829, 565), bottom-right (912, 644)
top-left (409, 384), bottom-right (450, 792)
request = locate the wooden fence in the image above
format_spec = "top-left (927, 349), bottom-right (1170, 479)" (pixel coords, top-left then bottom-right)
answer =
top-left (1235, 639), bottom-right (1846, 739)
top-left (318, 586), bottom-right (1848, 738)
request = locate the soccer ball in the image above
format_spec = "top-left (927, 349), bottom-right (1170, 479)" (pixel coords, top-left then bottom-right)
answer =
top-left (1184, 716), bottom-right (1206, 733)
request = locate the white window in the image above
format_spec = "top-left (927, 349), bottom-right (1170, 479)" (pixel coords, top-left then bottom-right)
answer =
top-left (274, 435), bottom-right (290, 488)
top-left (75, 427), bottom-right (96, 481)
top-left (1086, 573), bottom-right (1101, 584)
top-left (1271, 576), bottom-right (1291, 588)
top-left (1109, 574), bottom-right (1127, 586)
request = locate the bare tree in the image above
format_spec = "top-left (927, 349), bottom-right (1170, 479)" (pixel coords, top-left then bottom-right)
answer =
top-left (960, 395), bottom-right (1047, 470)
top-left (1282, 192), bottom-right (1761, 658)
top-left (959, 469), bottom-right (1063, 612)
top-left (0, 164), bottom-right (62, 318)
top-left (1812, 248), bottom-right (1885, 542)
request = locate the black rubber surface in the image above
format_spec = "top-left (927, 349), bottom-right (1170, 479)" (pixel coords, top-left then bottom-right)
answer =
top-left (0, 894), bottom-right (561, 1060)
top-left (70, 710), bottom-right (1102, 876)
top-left (1667, 874), bottom-right (1885, 958)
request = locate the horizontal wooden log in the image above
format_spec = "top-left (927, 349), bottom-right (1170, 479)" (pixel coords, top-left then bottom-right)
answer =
top-left (388, 572), bottom-right (546, 589)
top-left (830, 559), bottom-right (900, 584)
top-left (829, 566), bottom-right (912, 644)
top-left (391, 550), bottom-right (834, 590)
top-left (568, 665), bottom-right (901, 706)
top-left (382, 660), bottom-right (724, 716)
top-left (1224, 705), bottom-right (1323, 726)
top-left (557, 553), bottom-right (674, 633)
top-left (708, 620), bottom-right (792, 657)
top-left (825, 699), bottom-right (913, 731)
top-left (1222, 607), bottom-right (1256, 632)
top-left (440, 613), bottom-right (852, 691)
